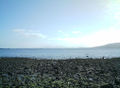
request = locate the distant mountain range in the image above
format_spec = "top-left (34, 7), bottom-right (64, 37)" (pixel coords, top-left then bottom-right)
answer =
top-left (93, 43), bottom-right (120, 48)
top-left (0, 43), bottom-right (120, 49)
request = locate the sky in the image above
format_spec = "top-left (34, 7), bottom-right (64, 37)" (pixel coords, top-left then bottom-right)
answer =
top-left (0, 0), bottom-right (120, 48)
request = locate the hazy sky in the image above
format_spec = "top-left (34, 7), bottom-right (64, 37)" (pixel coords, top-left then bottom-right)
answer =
top-left (0, 0), bottom-right (120, 48)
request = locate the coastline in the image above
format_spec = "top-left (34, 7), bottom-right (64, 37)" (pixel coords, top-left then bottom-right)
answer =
top-left (0, 57), bottom-right (120, 88)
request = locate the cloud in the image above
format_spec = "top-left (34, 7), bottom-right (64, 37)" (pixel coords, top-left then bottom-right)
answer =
top-left (82, 28), bottom-right (120, 47)
top-left (13, 29), bottom-right (46, 38)
top-left (58, 30), bottom-right (81, 37)
top-left (55, 0), bottom-right (120, 47)
top-left (58, 30), bottom-right (69, 37)
top-left (56, 28), bottom-right (120, 47)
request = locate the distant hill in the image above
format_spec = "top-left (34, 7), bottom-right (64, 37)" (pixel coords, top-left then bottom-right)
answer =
top-left (94, 43), bottom-right (120, 48)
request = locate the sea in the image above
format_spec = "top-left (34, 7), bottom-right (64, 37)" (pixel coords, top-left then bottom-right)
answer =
top-left (0, 48), bottom-right (120, 59)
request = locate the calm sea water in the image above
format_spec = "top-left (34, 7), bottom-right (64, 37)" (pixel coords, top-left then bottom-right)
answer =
top-left (0, 48), bottom-right (120, 59)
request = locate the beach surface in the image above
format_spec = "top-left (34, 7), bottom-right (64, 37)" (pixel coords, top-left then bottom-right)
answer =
top-left (0, 57), bottom-right (120, 88)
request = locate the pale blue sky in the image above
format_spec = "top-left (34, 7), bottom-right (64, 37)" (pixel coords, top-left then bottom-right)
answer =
top-left (0, 0), bottom-right (120, 48)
